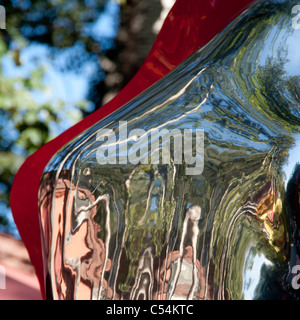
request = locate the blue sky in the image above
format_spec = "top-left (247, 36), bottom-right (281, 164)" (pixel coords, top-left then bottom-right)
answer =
top-left (2, 1), bottom-right (120, 137)
top-left (0, 0), bottom-right (120, 237)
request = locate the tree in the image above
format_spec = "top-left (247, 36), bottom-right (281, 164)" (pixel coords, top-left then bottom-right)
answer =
top-left (0, 0), bottom-right (174, 235)
top-left (0, 0), bottom-right (111, 235)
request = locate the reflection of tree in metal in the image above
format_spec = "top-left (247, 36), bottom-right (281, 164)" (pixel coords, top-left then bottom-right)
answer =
top-left (39, 0), bottom-right (300, 299)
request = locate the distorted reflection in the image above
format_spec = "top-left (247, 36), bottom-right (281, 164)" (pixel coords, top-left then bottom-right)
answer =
top-left (39, 0), bottom-right (300, 299)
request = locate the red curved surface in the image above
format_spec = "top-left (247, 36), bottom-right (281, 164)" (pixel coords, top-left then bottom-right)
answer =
top-left (10, 0), bottom-right (257, 299)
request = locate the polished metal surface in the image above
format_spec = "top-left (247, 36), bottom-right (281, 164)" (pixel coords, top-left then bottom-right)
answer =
top-left (38, 0), bottom-right (300, 300)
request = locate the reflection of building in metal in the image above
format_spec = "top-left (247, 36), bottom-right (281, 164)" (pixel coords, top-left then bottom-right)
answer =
top-left (39, 175), bottom-right (113, 299)
top-left (39, 176), bottom-right (209, 300)
top-left (157, 246), bottom-right (209, 300)
top-left (163, 206), bottom-right (202, 300)
top-left (0, 234), bottom-right (42, 300)
top-left (39, 161), bottom-right (299, 300)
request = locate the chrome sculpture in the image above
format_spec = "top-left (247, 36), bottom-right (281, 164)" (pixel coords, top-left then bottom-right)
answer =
top-left (38, 0), bottom-right (300, 299)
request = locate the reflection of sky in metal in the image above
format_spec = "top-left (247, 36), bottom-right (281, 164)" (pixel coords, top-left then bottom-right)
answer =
top-left (258, 19), bottom-right (300, 76)
top-left (243, 246), bottom-right (273, 300)
top-left (254, 15), bottom-right (300, 185)
top-left (39, 1), bottom-right (300, 300)
top-left (282, 135), bottom-right (300, 184)
top-left (286, 29), bottom-right (300, 76)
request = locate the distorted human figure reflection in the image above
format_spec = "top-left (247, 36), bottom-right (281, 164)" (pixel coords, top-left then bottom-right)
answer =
top-left (38, 0), bottom-right (300, 299)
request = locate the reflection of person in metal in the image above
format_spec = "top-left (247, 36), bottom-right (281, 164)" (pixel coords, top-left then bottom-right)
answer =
top-left (37, 0), bottom-right (300, 299)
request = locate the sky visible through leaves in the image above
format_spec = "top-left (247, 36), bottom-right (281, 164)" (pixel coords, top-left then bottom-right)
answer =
top-left (0, 0), bottom-right (121, 237)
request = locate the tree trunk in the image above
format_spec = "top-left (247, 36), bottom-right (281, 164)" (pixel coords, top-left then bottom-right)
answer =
top-left (93, 0), bottom-right (175, 106)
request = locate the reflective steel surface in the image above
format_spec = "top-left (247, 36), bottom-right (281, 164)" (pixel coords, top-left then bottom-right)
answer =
top-left (39, 0), bottom-right (300, 300)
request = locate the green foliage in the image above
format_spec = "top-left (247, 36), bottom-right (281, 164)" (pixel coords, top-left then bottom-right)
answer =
top-left (0, 0), bottom-right (112, 235)
top-left (3, 0), bottom-right (107, 51)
